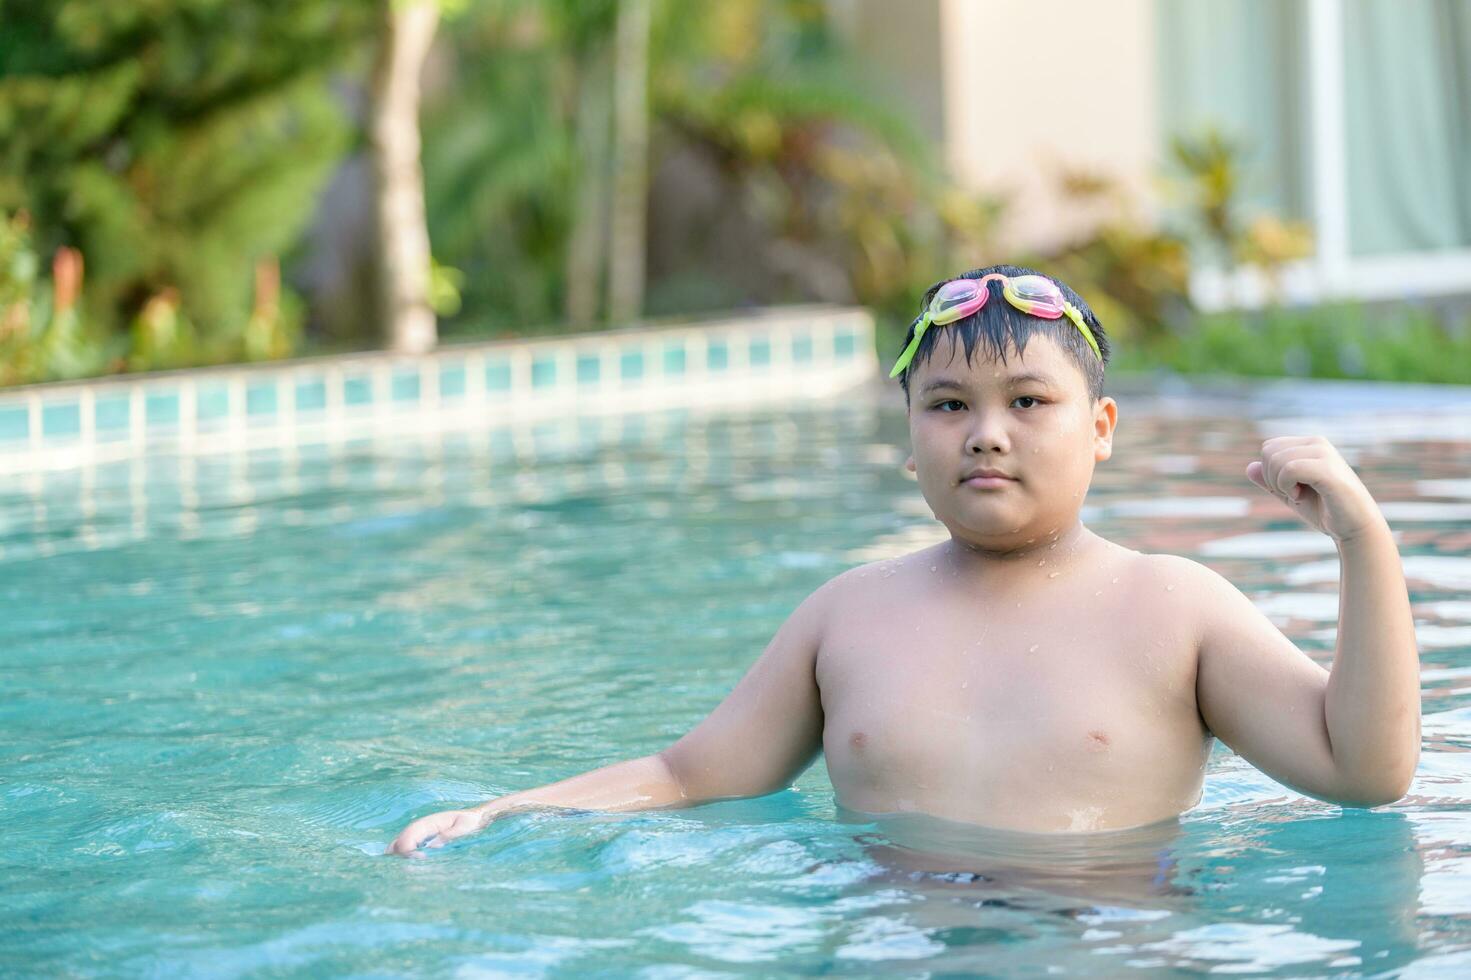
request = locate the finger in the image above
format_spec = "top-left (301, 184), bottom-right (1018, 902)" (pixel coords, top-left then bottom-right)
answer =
top-left (1263, 445), bottom-right (1324, 496)
top-left (1245, 461), bottom-right (1270, 492)
top-left (1277, 458), bottom-right (1328, 498)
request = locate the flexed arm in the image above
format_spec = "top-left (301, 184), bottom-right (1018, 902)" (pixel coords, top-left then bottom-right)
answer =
top-left (388, 583), bottom-right (828, 855)
top-left (1192, 436), bottom-right (1420, 807)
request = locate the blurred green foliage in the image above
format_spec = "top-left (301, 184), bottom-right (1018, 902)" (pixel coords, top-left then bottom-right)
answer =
top-left (0, 211), bottom-right (114, 385)
top-left (0, 1), bottom-right (1464, 388)
top-left (1115, 303), bottom-right (1471, 385)
top-left (0, 0), bottom-right (372, 377)
top-left (421, 0), bottom-right (998, 341)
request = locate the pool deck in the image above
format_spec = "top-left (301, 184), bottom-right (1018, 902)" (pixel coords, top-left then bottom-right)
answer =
top-left (0, 306), bottom-right (876, 475)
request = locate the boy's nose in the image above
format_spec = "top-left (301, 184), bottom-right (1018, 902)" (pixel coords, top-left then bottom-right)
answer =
top-left (964, 423), bottom-right (1012, 453)
top-left (965, 416), bottom-right (1009, 455)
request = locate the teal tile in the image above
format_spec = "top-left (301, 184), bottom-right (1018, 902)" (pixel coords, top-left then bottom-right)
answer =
top-left (42, 402), bottom-right (81, 437)
top-left (663, 343), bottom-right (686, 376)
top-left (486, 360), bottom-right (512, 391)
top-left (95, 397), bottom-right (130, 432)
top-left (577, 354), bottom-right (601, 384)
top-left (749, 336), bottom-right (772, 367)
top-left (392, 371), bottom-right (420, 402)
top-left (620, 349), bottom-right (644, 381)
top-left (246, 383), bottom-right (277, 416)
top-left (344, 376), bottom-right (373, 406)
top-left (439, 364), bottom-right (466, 399)
top-left (295, 379), bottom-right (327, 412)
top-left (792, 334), bottom-right (814, 363)
top-left (531, 356), bottom-right (557, 387)
top-left (0, 405), bottom-right (28, 442)
top-left (707, 341), bottom-right (729, 372)
top-left (835, 329), bottom-right (858, 360)
top-left (197, 385), bottom-right (230, 420)
top-left (146, 391), bottom-right (180, 428)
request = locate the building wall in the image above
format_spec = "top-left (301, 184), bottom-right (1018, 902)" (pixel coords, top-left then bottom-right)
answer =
top-left (939, 0), bottom-right (1159, 254)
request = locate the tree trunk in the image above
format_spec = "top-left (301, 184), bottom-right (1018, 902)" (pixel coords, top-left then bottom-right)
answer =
top-left (607, 0), bottom-right (651, 325)
top-left (369, 0), bottom-right (439, 353)
top-left (565, 43), bottom-right (613, 327)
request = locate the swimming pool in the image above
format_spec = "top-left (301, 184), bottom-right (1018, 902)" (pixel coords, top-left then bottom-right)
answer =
top-left (4, 376), bottom-right (1470, 976)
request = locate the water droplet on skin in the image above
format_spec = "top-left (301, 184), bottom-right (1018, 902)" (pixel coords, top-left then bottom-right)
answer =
top-left (961, 681), bottom-right (969, 689)
top-left (1166, 585), bottom-right (1175, 592)
top-left (929, 565), bottom-right (937, 572)
top-left (1048, 572), bottom-right (1060, 579)
top-left (1095, 590), bottom-right (1103, 596)
top-left (1037, 559), bottom-right (1046, 566)
top-left (1111, 578), bottom-right (1119, 584)
top-left (1029, 644), bottom-right (1039, 652)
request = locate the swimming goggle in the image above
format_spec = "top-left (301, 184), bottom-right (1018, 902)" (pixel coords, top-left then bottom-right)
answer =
top-left (888, 273), bottom-right (1103, 379)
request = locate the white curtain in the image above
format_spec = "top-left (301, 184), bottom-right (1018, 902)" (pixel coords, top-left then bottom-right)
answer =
top-left (1155, 0), bottom-right (1308, 225)
top-left (1344, 0), bottom-right (1471, 255)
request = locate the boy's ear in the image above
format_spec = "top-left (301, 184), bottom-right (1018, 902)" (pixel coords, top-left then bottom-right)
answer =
top-left (1093, 397), bottom-right (1118, 462)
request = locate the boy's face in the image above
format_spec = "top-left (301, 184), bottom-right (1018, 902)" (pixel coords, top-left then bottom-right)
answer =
top-left (904, 333), bottom-right (1117, 551)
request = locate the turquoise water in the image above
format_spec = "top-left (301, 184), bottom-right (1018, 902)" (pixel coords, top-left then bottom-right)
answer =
top-left (4, 378), bottom-right (1471, 976)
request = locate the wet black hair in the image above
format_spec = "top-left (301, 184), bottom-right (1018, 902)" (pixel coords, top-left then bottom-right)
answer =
top-left (894, 264), bottom-right (1111, 403)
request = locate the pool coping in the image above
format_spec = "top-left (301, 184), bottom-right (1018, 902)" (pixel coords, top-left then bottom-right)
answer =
top-left (0, 305), bottom-right (876, 475)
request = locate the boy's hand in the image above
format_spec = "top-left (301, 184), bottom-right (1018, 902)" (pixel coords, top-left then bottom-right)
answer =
top-left (1245, 436), bottom-right (1386, 544)
top-left (386, 807), bottom-right (488, 857)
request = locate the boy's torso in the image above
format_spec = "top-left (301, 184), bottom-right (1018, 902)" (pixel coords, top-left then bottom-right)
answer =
top-left (815, 540), bottom-right (1212, 833)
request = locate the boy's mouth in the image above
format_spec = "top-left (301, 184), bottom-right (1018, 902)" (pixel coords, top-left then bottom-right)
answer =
top-left (959, 467), bottom-right (1017, 489)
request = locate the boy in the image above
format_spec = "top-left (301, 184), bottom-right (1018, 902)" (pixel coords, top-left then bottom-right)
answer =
top-left (388, 264), bottom-right (1421, 856)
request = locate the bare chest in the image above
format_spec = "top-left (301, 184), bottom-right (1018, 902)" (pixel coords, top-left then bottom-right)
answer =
top-left (814, 598), bottom-right (1208, 827)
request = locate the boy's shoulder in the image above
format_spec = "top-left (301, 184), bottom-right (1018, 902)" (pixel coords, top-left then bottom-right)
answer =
top-left (794, 547), bottom-right (936, 623)
top-left (1112, 548), bottom-right (1253, 638)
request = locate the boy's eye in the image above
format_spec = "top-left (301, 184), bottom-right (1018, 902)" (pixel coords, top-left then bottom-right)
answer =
top-left (931, 397), bottom-right (1045, 411)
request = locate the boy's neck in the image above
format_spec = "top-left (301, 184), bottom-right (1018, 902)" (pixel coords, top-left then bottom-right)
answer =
top-left (942, 519), bottom-right (1098, 584)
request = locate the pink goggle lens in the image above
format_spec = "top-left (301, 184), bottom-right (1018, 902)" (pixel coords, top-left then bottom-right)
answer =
top-left (928, 279), bottom-right (988, 325)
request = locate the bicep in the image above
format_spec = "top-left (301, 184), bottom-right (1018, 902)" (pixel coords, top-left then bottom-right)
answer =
top-left (1191, 562), bottom-right (1341, 800)
top-left (659, 588), bottom-right (827, 802)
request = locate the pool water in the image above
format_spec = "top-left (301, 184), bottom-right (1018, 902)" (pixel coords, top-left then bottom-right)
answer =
top-left (4, 377), bottom-right (1471, 976)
